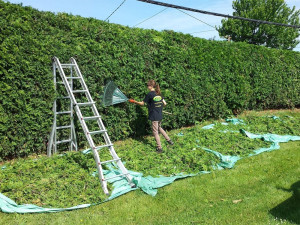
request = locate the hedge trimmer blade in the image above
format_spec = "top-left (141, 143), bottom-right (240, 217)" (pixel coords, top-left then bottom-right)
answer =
top-left (102, 81), bottom-right (128, 107)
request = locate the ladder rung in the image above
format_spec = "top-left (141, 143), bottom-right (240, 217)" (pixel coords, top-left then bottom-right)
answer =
top-left (82, 116), bottom-right (101, 121)
top-left (88, 130), bottom-right (107, 135)
top-left (56, 125), bottom-right (72, 130)
top-left (56, 139), bottom-right (71, 144)
top-left (57, 96), bottom-right (71, 99)
top-left (95, 144), bottom-right (113, 150)
top-left (61, 64), bottom-right (76, 68)
top-left (66, 77), bottom-right (81, 79)
top-left (72, 90), bottom-right (87, 93)
top-left (104, 173), bottom-right (129, 181)
top-left (56, 81), bottom-right (72, 85)
top-left (77, 102), bottom-right (95, 106)
top-left (100, 158), bottom-right (121, 165)
top-left (56, 111), bottom-right (72, 115)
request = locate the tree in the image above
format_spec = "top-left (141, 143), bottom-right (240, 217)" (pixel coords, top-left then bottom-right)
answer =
top-left (218, 0), bottom-right (300, 50)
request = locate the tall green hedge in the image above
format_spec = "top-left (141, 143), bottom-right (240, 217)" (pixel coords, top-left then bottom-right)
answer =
top-left (0, 1), bottom-right (299, 160)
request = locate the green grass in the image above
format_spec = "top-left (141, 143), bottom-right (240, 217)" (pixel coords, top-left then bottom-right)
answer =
top-left (0, 109), bottom-right (299, 224)
top-left (0, 141), bottom-right (299, 224)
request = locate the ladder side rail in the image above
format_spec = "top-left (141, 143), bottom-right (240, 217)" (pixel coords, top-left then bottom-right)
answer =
top-left (69, 66), bottom-right (78, 151)
top-left (69, 57), bottom-right (133, 189)
top-left (73, 106), bottom-right (95, 148)
top-left (70, 65), bottom-right (73, 151)
top-left (53, 57), bottom-right (78, 153)
top-left (47, 110), bottom-right (55, 156)
top-left (87, 106), bottom-right (133, 182)
top-left (70, 58), bottom-right (91, 96)
top-left (53, 100), bottom-right (57, 155)
top-left (62, 60), bottom-right (108, 192)
top-left (83, 94), bottom-right (133, 181)
top-left (53, 62), bottom-right (57, 155)
top-left (70, 58), bottom-right (100, 117)
top-left (54, 57), bottom-right (108, 193)
top-left (53, 57), bottom-right (78, 106)
top-left (70, 58), bottom-right (111, 144)
top-left (109, 145), bottom-right (133, 181)
top-left (69, 58), bottom-right (100, 109)
top-left (47, 62), bottom-right (57, 156)
top-left (70, 57), bottom-right (133, 183)
top-left (73, 104), bottom-right (109, 194)
top-left (47, 61), bottom-right (58, 156)
top-left (71, 122), bottom-right (78, 151)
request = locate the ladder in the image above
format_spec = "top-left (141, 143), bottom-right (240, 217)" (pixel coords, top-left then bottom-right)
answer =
top-left (47, 57), bottom-right (135, 195)
top-left (47, 58), bottom-right (78, 156)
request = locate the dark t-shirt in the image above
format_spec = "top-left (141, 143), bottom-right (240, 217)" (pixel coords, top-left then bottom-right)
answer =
top-left (143, 91), bottom-right (164, 121)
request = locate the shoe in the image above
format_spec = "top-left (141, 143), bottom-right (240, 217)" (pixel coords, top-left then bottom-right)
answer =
top-left (156, 147), bottom-right (163, 153)
top-left (167, 140), bottom-right (174, 145)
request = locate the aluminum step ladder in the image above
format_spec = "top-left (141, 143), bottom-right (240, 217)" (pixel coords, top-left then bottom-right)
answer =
top-left (47, 57), bottom-right (135, 195)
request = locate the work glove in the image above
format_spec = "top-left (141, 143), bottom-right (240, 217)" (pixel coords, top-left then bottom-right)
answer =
top-left (129, 99), bottom-right (137, 104)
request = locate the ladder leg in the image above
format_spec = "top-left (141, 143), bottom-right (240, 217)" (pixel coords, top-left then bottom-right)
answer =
top-left (92, 147), bottom-right (109, 195)
top-left (47, 122), bottom-right (55, 156)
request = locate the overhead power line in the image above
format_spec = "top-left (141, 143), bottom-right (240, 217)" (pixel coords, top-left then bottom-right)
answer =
top-left (177, 9), bottom-right (216, 29)
top-left (137, 0), bottom-right (300, 29)
top-left (134, 8), bottom-right (167, 27)
top-left (105, 0), bottom-right (127, 22)
top-left (189, 30), bottom-right (216, 34)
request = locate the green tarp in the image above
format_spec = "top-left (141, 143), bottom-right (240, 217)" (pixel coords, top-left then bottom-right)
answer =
top-left (0, 167), bottom-right (196, 213)
top-left (1, 117), bottom-right (299, 213)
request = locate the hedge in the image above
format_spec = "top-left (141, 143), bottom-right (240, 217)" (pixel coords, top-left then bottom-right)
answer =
top-left (0, 1), bottom-right (299, 160)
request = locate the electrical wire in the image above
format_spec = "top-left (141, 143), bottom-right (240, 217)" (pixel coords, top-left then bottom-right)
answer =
top-left (137, 0), bottom-right (300, 29)
top-left (134, 8), bottom-right (167, 27)
top-left (189, 30), bottom-right (216, 34)
top-left (177, 9), bottom-right (216, 29)
top-left (105, 0), bottom-right (127, 22)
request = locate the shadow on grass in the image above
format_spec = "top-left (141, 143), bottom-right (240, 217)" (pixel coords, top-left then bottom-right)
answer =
top-left (269, 181), bottom-right (300, 224)
top-left (135, 135), bottom-right (154, 147)
top-left (130, 106), bottom-right (149, 137)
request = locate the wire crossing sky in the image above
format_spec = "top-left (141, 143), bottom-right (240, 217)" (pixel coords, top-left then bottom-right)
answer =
top-left (5, 0), bottom-right (300, 51)
top-left (138, 0), bottom-right (300, 28)
top-left (105, 0), bottom-right (127, 22)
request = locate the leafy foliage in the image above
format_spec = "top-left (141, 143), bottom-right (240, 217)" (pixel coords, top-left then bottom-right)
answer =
top-left (0, 152), bottom-right (107, 208)
top-left (239, 115), bottom-right (300, 136)
top-left (1, 114), bottom-right (298, 207)
top-left (0, 1), bottom-right (299, 159)
top-left (218, 0), bottom-right (300, 49)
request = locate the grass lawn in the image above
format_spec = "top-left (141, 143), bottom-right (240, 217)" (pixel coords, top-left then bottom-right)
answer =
top-left (0, 110), bottom-right (299, 224)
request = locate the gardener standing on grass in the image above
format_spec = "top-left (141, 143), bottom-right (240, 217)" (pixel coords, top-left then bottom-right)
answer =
top-left (129, 80), bottom-right (173, 153)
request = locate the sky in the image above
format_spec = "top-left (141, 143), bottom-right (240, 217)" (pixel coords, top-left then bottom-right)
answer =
top-left (5, 0), bottom-right (300, 51)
